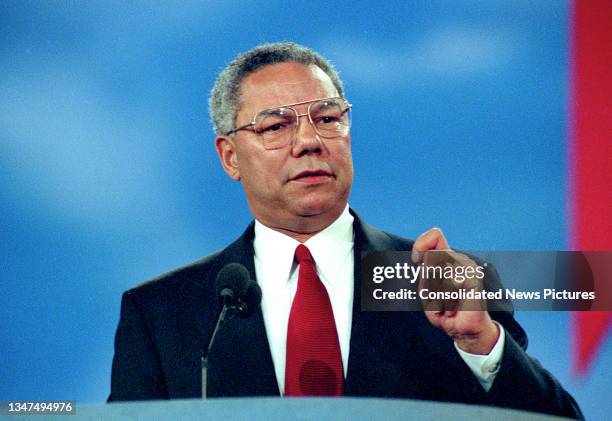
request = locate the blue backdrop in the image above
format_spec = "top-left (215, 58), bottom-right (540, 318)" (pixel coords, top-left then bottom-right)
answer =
top-left (1, 1), bottom-right (609, 419)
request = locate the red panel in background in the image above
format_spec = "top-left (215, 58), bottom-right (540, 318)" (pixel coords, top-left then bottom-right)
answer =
top-left (570, 0), bottom-right (612, 376)
top-left (572, 312), bottom-right (612, 375)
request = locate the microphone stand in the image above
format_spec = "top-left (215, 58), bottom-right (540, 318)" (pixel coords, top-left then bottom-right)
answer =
top-left (200, 278), bottom-right (260, 399)
top-left (201, 297), bottom-right (237, 399)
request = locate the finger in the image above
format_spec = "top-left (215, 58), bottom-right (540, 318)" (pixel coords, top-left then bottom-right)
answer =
top-left (411, 227), bottom-right (450, 263)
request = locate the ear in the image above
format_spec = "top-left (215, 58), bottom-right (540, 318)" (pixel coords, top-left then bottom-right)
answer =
top-left (215, 135), bottom-right (241, 181)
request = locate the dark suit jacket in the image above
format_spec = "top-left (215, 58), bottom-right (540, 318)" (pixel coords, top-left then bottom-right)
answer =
top-left (109, 212), bottom-right (582, 419)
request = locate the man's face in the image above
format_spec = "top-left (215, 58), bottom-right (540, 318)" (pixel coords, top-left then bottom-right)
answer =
top-left (216, 62), bottom-right (354, 234)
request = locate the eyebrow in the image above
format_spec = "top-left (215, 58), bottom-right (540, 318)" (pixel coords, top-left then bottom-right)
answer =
top-left (258, 107), bottom-right (293, 117)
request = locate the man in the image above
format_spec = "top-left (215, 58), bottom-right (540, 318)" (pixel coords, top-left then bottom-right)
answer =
top-left (109, 42), bottom-right (582, 418)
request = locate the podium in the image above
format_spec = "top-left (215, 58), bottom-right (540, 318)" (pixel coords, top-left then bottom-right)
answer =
top-left (14, 397), bottom-right (573, 420)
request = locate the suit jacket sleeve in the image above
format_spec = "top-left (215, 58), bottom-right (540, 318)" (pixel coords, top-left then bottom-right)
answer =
top-left (482, 325), bottom-right (584, 419)
top-left (465, 263), bottom-right (583, 419)
top-left (108, 291), bottom-right (169, 401)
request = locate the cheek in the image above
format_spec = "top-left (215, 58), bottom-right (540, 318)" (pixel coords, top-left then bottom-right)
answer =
top-left (239, 151), bottom-right (287, 190)
top-left (334, 143), bottom-right (354, 175)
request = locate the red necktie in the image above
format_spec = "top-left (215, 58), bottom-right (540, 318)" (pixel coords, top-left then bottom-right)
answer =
top-left (285, 244), bottom-right (344, 396)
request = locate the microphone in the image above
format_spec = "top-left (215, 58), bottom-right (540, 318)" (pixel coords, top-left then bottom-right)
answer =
top-left (202, 263), bottom-right (260, 398)
top-left (216, 263), bottom-right (250, 306)
top-left (236, 280), bottom-right (263, 317)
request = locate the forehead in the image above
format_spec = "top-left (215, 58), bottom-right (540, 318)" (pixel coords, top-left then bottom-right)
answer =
top-left (237, 62), bottom-right (339, 116)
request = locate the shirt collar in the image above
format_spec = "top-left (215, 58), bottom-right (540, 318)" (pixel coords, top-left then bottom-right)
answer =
top-left (254, 205), bottom-right (354, 285)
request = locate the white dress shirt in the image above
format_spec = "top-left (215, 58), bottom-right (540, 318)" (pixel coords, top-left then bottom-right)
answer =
top-left (253, 205), bottom-right (503, 394)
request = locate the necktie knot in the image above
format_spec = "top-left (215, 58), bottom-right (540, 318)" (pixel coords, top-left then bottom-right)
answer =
top-left (294, 244), bottom-right (314, 264)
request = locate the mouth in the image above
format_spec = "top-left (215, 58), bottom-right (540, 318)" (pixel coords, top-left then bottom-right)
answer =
top-left (289, 169), bottom-right (334, 185)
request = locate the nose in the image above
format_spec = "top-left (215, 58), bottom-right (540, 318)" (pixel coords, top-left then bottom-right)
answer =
top-left (291, 113), bottom-right (323, 157)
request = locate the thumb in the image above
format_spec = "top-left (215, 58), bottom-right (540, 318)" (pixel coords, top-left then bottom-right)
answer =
top-left (411, 227), bottom-right (450, 263)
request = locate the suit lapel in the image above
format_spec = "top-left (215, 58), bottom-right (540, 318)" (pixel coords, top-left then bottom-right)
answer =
top-left (345, 212), bottom-right (405, 396)
top-left (206, 223), bottom-right (280, 397)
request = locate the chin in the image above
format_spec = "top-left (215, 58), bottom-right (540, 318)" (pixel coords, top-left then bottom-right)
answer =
top-left (295, 196), bottom-right (343, 218)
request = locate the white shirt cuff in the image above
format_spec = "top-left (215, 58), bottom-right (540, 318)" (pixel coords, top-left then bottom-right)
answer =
top-left (454, 320), bottom-right (505, 392)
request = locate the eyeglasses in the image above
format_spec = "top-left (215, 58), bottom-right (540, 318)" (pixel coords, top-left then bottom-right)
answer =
top-left (225, 97), bottom-right (352, 150)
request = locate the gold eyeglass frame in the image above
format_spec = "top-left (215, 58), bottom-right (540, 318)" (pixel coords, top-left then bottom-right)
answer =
top-left (224, 96), bottom-right (352, 148)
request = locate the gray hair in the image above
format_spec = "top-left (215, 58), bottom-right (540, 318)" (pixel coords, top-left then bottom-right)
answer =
top-left (209, 42), bottom-right (345, 136)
